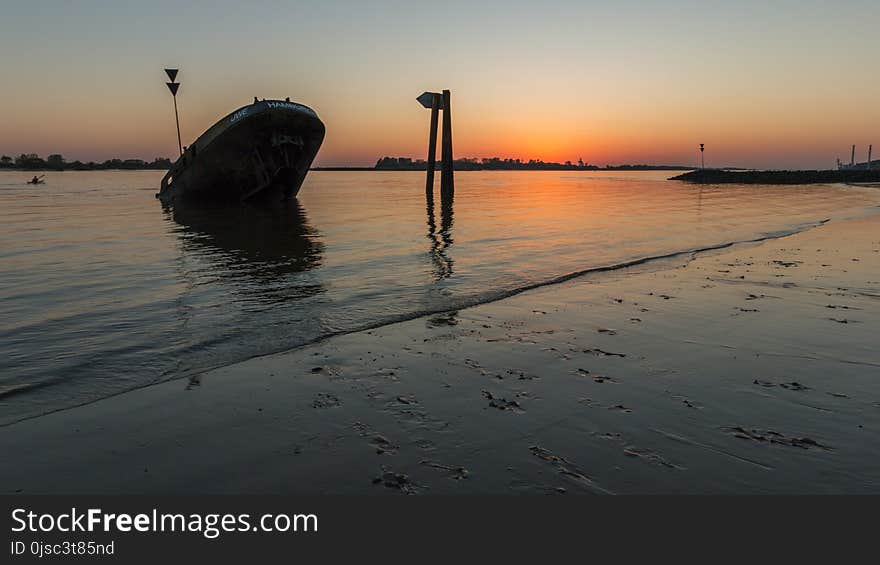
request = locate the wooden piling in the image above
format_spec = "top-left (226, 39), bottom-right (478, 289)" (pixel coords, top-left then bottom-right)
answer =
top-left (426, 93), bottom-right (440, 195)
top-left (440, 89), bottom-right (454, 195)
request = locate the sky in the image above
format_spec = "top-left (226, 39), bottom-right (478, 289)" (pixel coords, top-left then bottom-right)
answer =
top-left (0, 0), bottom-right (877, 169)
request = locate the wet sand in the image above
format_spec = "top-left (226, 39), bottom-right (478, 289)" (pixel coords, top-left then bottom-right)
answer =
top-left (2, 215), bottom-right (878, 494)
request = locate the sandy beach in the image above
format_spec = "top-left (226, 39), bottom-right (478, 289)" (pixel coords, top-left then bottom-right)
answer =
top-left (2, 213), bottom-right (878, 495)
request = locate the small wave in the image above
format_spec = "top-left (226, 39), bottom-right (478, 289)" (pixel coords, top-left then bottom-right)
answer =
top-left (0, 380), bottom-right (59, 400)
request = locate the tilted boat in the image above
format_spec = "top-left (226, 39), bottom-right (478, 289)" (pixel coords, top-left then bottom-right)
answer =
top-left (157, 98), bottom-right (324, 203)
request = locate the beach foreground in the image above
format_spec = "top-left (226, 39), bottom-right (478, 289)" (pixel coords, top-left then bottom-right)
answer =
top-left (2, 215), bottom-right (878, 494)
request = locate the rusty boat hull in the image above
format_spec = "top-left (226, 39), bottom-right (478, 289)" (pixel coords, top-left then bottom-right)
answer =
top-left (157, 99), bottom-right (324, 204)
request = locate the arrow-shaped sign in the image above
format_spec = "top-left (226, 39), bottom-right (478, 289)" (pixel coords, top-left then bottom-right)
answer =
top-left (165, 68), bottom-right (179, 82)
top-left (166, 82), bottom-right (180, 96)
top-left (417, 91), bottom-right (443, 109)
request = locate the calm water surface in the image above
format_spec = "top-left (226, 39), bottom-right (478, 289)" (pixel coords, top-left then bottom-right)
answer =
top-left (1, 170), bottom-right (878, 424)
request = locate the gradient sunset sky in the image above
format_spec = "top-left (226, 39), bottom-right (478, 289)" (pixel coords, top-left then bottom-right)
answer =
top-left (1, 0), bottom-right (877, 168)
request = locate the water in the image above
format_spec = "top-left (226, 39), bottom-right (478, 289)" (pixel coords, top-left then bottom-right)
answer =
top-left (1, 170), bottom-right (878, 425)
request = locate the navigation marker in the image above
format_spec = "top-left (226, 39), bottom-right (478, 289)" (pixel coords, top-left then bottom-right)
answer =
top-left (164, 69), bottom-right (183, 157)
top-left (417, 91), bottom-right (444, 110)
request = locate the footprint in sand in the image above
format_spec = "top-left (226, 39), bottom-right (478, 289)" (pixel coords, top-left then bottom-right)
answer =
top-left (369, 434), bottom-right (399, 455)
top-left (723, 427), bottom-right (831, 451)
top-left (481, 390), bottom-right (525, 412)
top-left (576, 368), bottom-right (616, 384)
top-left (779, 382), bottom-right (811, 391)
top-left (753, 379), bottom-right (811, 391)
top-left (623, 446), bottom-right (684, 469)
top-left (420, 460), bottom-right (469, 480)
top-left (372, 468), bottom-right (421, 494)
top-left (311, 393), bottom-right (342, 409)
top-left (827, 318), bottom-right (859, 324)
top-left (669, 394), bottom-right (702, 409)
top-left (528, 446), bottom-right (612, 494)
top-left (507, 368), bottom-right (540, 380)
top-left (583, 348), bottom-right (626, 358)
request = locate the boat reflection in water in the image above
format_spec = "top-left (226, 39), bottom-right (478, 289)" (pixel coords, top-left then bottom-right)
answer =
top-left (161, 199), bottom-right (325, 388)
top-left (163, 199), bottom-right (324, 301)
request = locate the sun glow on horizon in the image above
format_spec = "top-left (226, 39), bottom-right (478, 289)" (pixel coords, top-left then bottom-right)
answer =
top-left (1, 1), bottom-right (877, 170)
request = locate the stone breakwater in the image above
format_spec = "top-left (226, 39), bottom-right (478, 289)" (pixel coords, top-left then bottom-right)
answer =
top-left (670, 169), bottom-right (880, 184)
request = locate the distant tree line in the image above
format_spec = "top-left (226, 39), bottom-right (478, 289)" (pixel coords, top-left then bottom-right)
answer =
top-left (0, 153), bottom-right (172, 171)
top-left (374, 156), bottom-right (691, 171)
top-left (375, 156), bottom-right (599, 171)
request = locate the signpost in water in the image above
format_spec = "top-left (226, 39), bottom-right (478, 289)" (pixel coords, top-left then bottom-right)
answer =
top-left (165, 68), bottom-right (182, 157)
top-left (418, 92), bottom-right (441, 195)
top-left (417, 90), bottom-right (453, 197)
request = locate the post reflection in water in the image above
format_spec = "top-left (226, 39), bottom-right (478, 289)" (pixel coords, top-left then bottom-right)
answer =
top-left (425, 189), bottom-right (454, 281)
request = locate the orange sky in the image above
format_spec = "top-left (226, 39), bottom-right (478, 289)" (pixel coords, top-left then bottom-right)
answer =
top-left (1, 1), bottom-right (877, 169)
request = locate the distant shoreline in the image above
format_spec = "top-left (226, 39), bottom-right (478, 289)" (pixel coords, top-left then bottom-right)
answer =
top-left (3, 168), bottom-right (169, 172)
top-left (1, 153), bottom-right (696, 173)
top-left (4, 166), bottom-right (698, 173)
top-left (314, 165), bottom-right (697, 172)
top-left (10, 168), bottom-right (878, 183)
top-left (0, 155), bottom-right (171, 172)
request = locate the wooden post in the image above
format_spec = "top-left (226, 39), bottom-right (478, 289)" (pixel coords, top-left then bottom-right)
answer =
top-left (172, 94), bottom-right (182, 157)
top-left (426, 93), bottom-right (440, 195)
top-left (440, 89), bottom-right (454, 195)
